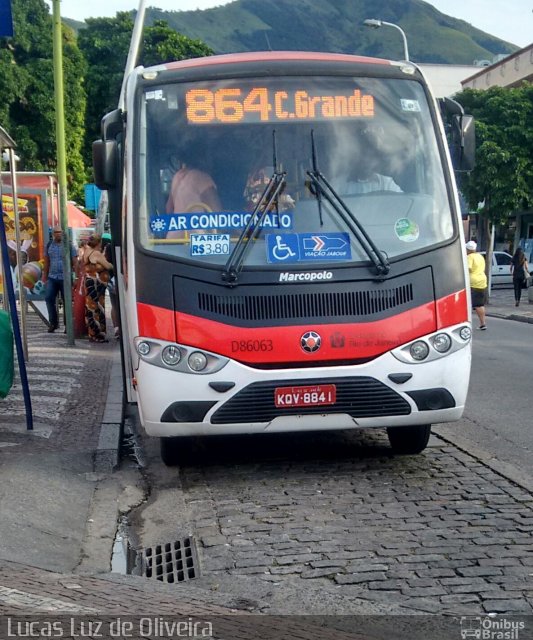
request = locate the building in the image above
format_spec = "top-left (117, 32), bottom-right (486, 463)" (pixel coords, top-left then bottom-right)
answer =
top-left (417, 63), bottom-right (480, 98)
top-left (461, 44), bottom-right (533, 90)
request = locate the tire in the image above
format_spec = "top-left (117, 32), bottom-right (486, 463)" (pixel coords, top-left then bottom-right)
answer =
top-left (160, 437), bottom-right (183, 466)
top-left (386, 425), bottom-right (431, 455)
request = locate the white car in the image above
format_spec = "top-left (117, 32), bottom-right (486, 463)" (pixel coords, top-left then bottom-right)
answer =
top-left (480, 251), bottom-right (513, 286)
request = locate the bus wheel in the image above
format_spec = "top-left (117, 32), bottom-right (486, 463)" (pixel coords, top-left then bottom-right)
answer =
top-left (386, 425), bottom-right (431, 455)
top-left (160, 437), bottom-right (182, 466)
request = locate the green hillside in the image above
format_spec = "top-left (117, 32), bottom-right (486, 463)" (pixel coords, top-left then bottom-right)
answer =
top-left (141, 0), bottom-right (518, 64)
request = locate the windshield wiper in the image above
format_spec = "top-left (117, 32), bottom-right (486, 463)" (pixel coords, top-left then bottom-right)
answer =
top-left (222, 131), bottom-right (286, 286)
top-left (307, 131), bottom-right (390, 278)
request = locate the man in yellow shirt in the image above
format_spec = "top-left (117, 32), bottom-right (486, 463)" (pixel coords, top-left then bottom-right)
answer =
top-left (465, 240), bottom-right (487, 330)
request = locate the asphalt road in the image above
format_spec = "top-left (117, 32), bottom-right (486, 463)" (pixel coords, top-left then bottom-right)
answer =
top-left (436, 316), bottom-right (533, 480)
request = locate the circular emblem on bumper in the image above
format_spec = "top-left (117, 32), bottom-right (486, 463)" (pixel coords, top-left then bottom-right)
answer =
top-left (301, 331), bottom-right (321, 353)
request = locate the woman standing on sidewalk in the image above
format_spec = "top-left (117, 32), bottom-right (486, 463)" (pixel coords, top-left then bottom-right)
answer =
top-left (83, 235), bottom-right (113, 342)
top-left (510, 247), bottom-right (529, 307)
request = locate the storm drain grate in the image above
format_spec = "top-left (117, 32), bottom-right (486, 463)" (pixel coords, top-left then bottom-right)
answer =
top-left (141, 537), bottom-right (199, 583)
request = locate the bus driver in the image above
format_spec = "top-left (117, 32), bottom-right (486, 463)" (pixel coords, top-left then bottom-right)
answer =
top-left (166, 164), bottom-right (221, 214)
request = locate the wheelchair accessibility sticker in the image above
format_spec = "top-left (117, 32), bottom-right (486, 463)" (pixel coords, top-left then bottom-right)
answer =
top-left (266, 233), bottom-right (351, 263)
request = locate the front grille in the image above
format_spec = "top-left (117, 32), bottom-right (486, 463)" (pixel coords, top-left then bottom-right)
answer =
top-left (198, 284), bottom-right (413, 322)
top-left (211, 377), bottom-right (411, 424)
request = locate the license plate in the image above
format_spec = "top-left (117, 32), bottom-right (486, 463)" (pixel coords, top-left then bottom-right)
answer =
top-left (274, 384), bottom-right (336, 408)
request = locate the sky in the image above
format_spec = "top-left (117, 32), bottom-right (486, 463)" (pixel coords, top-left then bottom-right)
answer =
top-left (47, 0), bottom-right (532, 48)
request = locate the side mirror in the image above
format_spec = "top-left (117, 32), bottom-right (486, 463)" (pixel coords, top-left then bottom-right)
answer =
top-left (439, 98), bottom-right (476, 172)
top-left (92, 139), bottom-right (117, 190)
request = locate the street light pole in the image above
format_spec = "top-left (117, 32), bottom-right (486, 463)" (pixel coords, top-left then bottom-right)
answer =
top-left (363, 19), bottom-right (410, 61)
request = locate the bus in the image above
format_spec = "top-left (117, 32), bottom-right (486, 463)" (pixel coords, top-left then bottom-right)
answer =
top-left (93, 50), bottom-right (475, 465)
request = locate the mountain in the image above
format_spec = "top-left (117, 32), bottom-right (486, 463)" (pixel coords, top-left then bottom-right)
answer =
top-left (140, 0), bottom-right (518, 65)
top-left (64, 17), bottom-right (86, 32)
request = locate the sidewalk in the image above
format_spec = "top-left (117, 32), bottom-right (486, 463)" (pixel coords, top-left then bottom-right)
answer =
top-left (486, 284), bottom-right (533, 323)
top-left (0, 306), bottom-right (120, 573)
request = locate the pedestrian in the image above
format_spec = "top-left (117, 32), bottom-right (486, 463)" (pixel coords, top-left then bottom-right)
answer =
top-left (510, 247), bottom-right (529, 307)
top-left (465, 240), bottom-right (488, 331)
top-left (102, 233), bottom-right (120, 339)
top-left (83, 234), bottom-right (113, 343)
top-left (42, 225), bottom-right (77, 333)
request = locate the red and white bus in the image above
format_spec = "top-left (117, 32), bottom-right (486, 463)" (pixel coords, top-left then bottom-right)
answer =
top-left (94, 51), bottom-right (475, 465)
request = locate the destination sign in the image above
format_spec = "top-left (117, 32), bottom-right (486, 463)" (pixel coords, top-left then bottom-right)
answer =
top-left (185, 87), bottom-right (375, 125)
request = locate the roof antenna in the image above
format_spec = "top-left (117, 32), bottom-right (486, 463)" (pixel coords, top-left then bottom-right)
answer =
top-left (264, 31), bottom-right (273, 51)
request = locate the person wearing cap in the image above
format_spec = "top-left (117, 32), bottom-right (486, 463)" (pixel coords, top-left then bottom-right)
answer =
top-left (465, 240), bottom-right (487, 331)
top-left (42, 225), bottom-right (77, 333)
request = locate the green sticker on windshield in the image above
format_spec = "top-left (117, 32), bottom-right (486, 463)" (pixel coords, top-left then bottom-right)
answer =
top-left (395, 218), bottom-right (419, 242)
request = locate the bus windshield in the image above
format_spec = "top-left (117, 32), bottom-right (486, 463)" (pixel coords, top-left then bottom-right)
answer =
top-left (137, 75), bottom-right (454, 268)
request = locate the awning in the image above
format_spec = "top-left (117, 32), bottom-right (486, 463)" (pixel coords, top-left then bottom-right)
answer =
top-left (67, 202), bottom-right (93, 228)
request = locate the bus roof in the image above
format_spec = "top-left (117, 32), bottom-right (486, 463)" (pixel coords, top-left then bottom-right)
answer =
top-left (158, 51), bottom-right (393, 72)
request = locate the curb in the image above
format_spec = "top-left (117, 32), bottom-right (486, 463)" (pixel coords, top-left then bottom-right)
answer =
top-left (434, 426), bottom-right (533, 494)
top-left (79, 346), bottom-right (125, 574)
top-left (485, 310), bottom-right (533, 323)
top-left (95, 347), bottom-right (123, 473)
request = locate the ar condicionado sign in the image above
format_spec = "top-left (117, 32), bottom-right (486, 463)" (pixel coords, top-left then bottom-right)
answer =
top-left (186, 87), bottom-right (375, 124)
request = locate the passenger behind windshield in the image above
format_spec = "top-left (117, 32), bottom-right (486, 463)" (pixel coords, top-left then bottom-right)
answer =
top-left (166, 162), bottom-right (221, 214)
top-left (243, 164), bottom-right (295, 213)
top-left (165, 148), bottom-right (222, 240)
top-left (333, 125), bottom-right (402, 195)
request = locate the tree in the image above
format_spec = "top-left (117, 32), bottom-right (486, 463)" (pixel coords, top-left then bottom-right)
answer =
top-left (0, 0), bottom-right (87, 200)
top-left (455, 85), bottom-right (533, 227)
top-left (78, 15), bottom-right (213, 168)
top-left (142, 20), bottom-right (213, 67)
top-left (78, 13), bottom-right (136, 167)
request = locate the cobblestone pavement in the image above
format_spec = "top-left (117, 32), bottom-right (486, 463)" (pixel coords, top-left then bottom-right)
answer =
top-left (0, 561), bottom-right (490, 640)
top-left (133, 428), bottom-right (533, 618)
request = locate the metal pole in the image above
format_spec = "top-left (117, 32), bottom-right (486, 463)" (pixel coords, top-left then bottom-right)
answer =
top-left (363, 19), bottom-right (410, 61)
top-left (380, 21), bottom-right (410, 61)
top-left (0, 171), bottom-right (7, 311)
top-left (48, 175), bottom-right (56, 227)
top-left (9, 151), bottom-right (28, 360)
top-left (52, 0), bottom-right (74, 346)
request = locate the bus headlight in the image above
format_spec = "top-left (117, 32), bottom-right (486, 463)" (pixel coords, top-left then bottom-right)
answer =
top-left (162, 345), bottom-right (181, 366)
top-left (134, 337), bottom-right (228, 374)
top-left (409, 341), bottom-right (429, 361)
top-left (137, 341), bottom-right (151, 356)
top-left (431, 333), bottom-right (452, 353)
top-left (188, 351), bottom-right (208, 372)
top-left (392, 324), bottom-right (471, 364)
